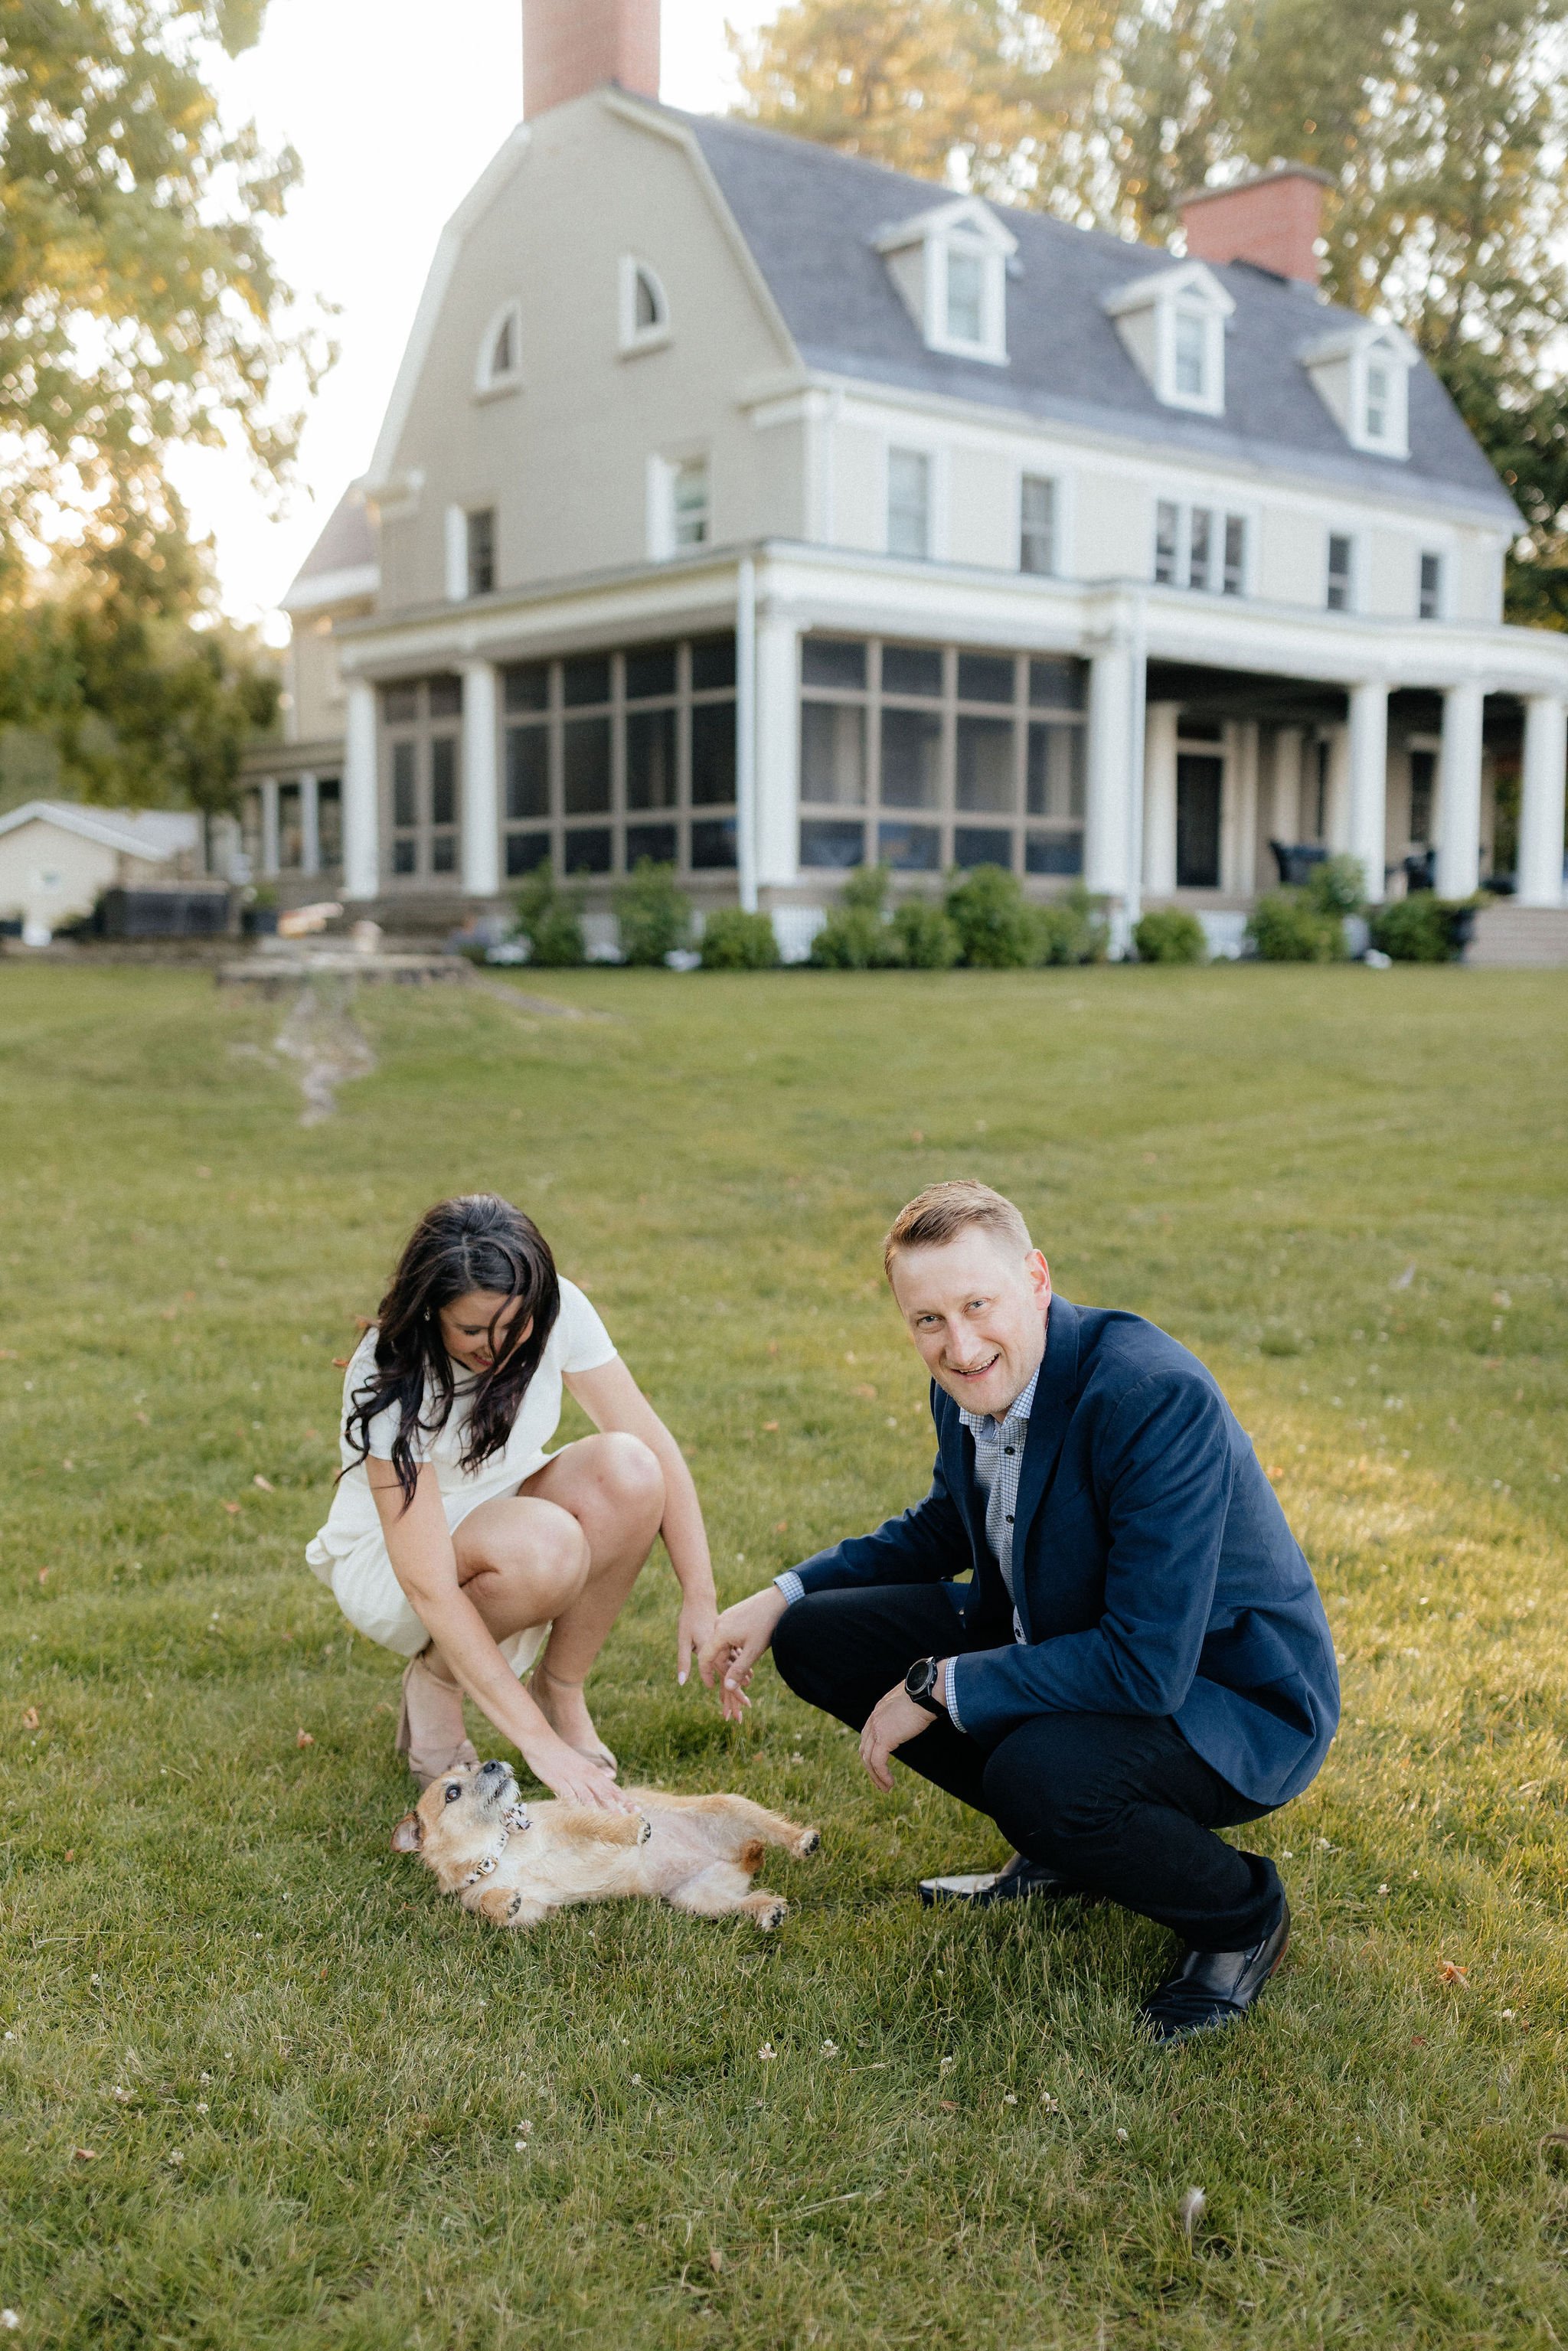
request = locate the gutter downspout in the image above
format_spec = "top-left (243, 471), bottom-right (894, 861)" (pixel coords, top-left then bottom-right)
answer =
top-left (736, 553), bottom-right (759, 913)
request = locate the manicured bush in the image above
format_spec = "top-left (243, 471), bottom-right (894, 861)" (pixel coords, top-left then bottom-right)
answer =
top-left (613, 860), bottom-right (691, 966)
top-left (945, 863), bottom-right (1034, 968)
top-left (808, 866), bottom-right (902, 967)
top-left (839, 863), bottom-right (892, 915)
top-left (1305, 853), bottom-right (1367, 916)
top-left (698, 906), bottom-right (780, 969)
top-left (1247, 890), bottom-right (1344, 962)
top-left (1034, 884), bottom-right (1111, 967)
top-left (514, 864), bottom-right (584, 967)
top-left (1370, 893), bottom-right (1463, 962)
top-left (1132, 906), bottom-right (1208, 965)
top-left (889, 898), bottom-right (962, 968)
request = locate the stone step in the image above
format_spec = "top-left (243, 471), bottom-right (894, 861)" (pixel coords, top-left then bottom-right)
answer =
top-left (1465, 905), bottom-right (1568, 967)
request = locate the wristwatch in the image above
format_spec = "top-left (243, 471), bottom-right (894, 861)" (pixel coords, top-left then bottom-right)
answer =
top-left (903, 1655), bottom-right (946, 1716)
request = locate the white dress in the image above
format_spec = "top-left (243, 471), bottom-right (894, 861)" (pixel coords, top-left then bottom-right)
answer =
top-left (305, 1278), bottom-right (617, 1671)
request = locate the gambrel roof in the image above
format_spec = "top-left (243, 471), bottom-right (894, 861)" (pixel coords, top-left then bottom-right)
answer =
top-left (681, 109), bottom-right (1517, 527)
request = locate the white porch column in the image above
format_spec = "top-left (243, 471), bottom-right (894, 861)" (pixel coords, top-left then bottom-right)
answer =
top-left (1142, 701), bottom-right (1179, 893)
top-left (1226, 720), bottom-right (1259, 895)
top-left (300, 772), bottom-right (320, 878)
top-left (753, 601), bottom-right (799, 887)
top-left (1436, 679), bottom-right (1485, 899)
top-left (260, 778), bottom-right (280, 879)
top-left (735, 557), bottom-right (758, 912)
top-left (1517, 694), bottom-right (1566, 906)
top-left (1270, 727), bottom-right (1305, 845)
top-left (1346, 681), bottom-right (1390, 902)
top-left (342, 677), bottom-right (380, 902)
top-left (460, 658), bottom-right (501, 898)
top-left (1085, 637), bottom-right (1135, 900)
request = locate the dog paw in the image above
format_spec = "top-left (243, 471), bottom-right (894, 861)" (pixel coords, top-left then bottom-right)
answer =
top-left (795, 1828), bottom-right (822, 1856)
top-left (756, 1899), bottom-right (788, 1930)
top-left (636, 1814), bottom-right (652, 1844)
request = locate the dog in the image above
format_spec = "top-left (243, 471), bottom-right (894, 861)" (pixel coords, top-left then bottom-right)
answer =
top-left (391, 1758), bottom-right (822, 1930)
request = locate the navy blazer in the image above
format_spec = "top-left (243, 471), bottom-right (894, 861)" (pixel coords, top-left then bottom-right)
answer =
top-left (789, 1295), bottom-right (1338, 1807)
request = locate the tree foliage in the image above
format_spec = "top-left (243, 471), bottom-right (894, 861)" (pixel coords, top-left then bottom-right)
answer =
top-left (733, 0), bottom-right (1568, 622)
top-left (0, 0), bottom-right (328, 566)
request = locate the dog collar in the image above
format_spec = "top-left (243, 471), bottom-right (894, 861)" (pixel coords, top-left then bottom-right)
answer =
top-left (457, 1800), bottom-right (531, 1890)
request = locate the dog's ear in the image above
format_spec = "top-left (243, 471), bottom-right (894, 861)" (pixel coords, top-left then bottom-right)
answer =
top-left (390, 1812), bottom-right (424, 1854)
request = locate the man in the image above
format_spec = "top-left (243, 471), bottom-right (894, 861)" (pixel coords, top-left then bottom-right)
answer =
top-left (701, 1180), bottom-right (1338, 2041)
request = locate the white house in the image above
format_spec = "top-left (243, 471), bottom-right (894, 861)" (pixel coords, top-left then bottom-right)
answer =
top-left (249, 0), bottom-right (1568, 955)
top-left (0, 800), bottom-right (203, 939)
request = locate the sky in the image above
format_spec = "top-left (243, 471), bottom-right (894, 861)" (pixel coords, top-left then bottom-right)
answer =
top-left (181, 0), bottom-right (775, 635)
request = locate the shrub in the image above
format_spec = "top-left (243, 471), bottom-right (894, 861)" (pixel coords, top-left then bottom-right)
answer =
top-left (698, 907), bottom-right (780, 969)
top-left (1305, 853), bottom-right (1367, 916)
top-left (514, 865), bottom-right (583, 967)
top-left (1370, 893), bottom-right (1463, 963)
top-left (945, 863), bottom-right (1034, 968)
top-left (1246, 890), bottom-right (1344, 963)
top-left (613, 860), bottom-right (691, 966)
top-left (839, 863), bottom-right (891, 915)
top-left (1133, 906), bottom-right (1207, 965)
top-left (808, 906), bottom-right (903, 968)
top-left (890, 898), bottom-right (962, 969)
top-left (1034, 884), bottom-right (1111, 967)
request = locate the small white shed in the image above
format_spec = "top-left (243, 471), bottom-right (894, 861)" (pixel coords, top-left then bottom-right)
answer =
top-left (0, 801), bottom-right (204, 939)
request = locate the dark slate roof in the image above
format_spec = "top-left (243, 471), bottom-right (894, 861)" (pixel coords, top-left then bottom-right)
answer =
top-left (681, 110), bottom-right (1517, 527)
top-left (292, 485), bottom-right (377, 585)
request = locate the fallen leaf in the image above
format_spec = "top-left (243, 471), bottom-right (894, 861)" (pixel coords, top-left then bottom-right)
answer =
top-left (134, 1411), bottom-right (150, 1425)
top-left (331, 1357), bottom-right (350, 1370)
top-left (296, 1729), bottom-right (315, 1749)
top-left (708, 2248), bottom-right (723, 2275)
top-left (774, 1520), bottom-right (789, 1534)
top-left (1439, 1960), bottom-right (1470, 1986)
top-left (21, 1707), bottom-right (39, 1731)
top-left (64, 1849), bottom-right (74, 1863)
top-left (70, 2146), bottom-right (98, 2162)
top-left (762, 1421), bottom-right (779, 1433)
top-left (60, 1458), bottom-right (74, 1471)
top-left (354, 1315), bottom-right (373, 1331)
top-left (37, 1568), bottom-right (47, 1586)
top-left (1411, 2034), bottom-right (1426, 2046)
top-left (939, 2098), bottom-right (956, 2111)
top-left (766, 1340), bottom-right (779, 1357)
top-left (853, 1383), bottom-right (878, 1400)
top-left (222, 1501), bottom-right (240, 1517)
top-left (0, 1347), bottom-right (16, 1360)
top-left (253, 1474), bottom-right (275, 1492)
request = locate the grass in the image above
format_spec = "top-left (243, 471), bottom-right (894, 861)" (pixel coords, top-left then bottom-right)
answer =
top-left (3, 958), bottom-right (1568, 2349)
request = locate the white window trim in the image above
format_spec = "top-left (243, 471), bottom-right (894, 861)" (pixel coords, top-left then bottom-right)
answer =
top-left (1416, 541), bottom-right (1452, 621)
top-left (1301, 322), bottom-right (1415, 459)
top-left (1325, 528), bottom-right (1360, 615)
top-left (619, 255), bottom-right (671, 358)
top-left (443, 503), bottom-right (496, 602)
top-left (874, 198), bottom-right (1015, 367)
top-left (474, 299), bottom-right (524, 400)
top-left (1017, 465), bottom-right (1070, 577)
top-left (646, 446), bottom-right (710, 562)
top-left (1104, 263), bottom-right (1233, 417)
top-left (884, 441), bottom-right (942, 561)
top-left (1351, 340), bottom-right (1410, 457)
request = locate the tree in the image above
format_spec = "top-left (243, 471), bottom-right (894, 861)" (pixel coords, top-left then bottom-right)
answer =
top-left (0, 0), bottom-right (328, 569)
top-left (732, 0), bottom-right (1568, 623)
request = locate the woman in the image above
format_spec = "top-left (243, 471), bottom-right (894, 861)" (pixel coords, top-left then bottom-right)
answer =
top-left (305, 1193), bottom-right (717, 1807)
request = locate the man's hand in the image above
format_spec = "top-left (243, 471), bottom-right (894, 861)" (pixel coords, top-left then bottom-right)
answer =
top-left (698, 1585), bottom-right (789, 1722)
top-left (859, 1677), bottom-right (941, 1792)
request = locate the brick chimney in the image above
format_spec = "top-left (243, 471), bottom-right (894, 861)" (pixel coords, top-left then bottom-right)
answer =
top-left (523, 0), bottom-right (660, 119)
top-left (1180, 165), bottom-right (1331, 285)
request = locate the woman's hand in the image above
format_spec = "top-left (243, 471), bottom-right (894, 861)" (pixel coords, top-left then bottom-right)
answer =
top-left (521, 1732), bottom-right (637, 1812)
top-left (676, 1592), bottom-right (718, 1688)
top-left (698, 1585), bottom-right (789, 1722)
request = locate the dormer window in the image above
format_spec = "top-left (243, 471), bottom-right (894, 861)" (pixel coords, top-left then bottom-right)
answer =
top-left (619, 256), bottom-right (670, 356)
top-left (475, 299), bottom-right (523, 397)
top-left (1102, 263), bottom-right (1233, 416)
top-left (1300, 320), bottom-right (1416, 457)
top-left (874, 197), bottom-right (1014, 365)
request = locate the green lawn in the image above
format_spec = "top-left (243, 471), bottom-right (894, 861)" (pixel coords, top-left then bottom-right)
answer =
top-left (4, 960), bottom-right (1568, 2350)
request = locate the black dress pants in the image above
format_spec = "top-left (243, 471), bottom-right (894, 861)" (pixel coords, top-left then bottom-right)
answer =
top-left (773, 1583), bottom-right (1285, 1949)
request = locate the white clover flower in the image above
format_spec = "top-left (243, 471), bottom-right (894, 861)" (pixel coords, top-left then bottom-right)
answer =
top-left (757, 2042), bottom-right (776, 2062)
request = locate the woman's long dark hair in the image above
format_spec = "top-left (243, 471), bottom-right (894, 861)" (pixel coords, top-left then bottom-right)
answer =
top-left (344, 1194), bottom-right (560, 1508)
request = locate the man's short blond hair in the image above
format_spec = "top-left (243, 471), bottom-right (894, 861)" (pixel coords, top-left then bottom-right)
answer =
top-left (883, 1180), bottom-right (1034, 1279)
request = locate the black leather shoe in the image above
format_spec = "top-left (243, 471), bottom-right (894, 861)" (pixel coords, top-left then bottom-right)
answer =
top-left (1139, 1899), bottom-right (1290, 2041)
top-left (919, 1851), bottom-right (1096, 1909)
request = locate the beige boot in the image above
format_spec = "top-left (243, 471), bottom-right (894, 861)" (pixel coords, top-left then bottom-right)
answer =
top-left (395, 1647), bottom-right (479, 1790)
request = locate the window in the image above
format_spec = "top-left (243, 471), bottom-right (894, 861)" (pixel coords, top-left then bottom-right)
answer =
top-left (619, 257), bottom-right (670, 353)
top-left (887, 449), bottom-right (931, 559)
top-left (673, 459), bottom-right (707, 550)
top-left (466, 508), bottom-right (495, 599)
top-left (1174, 306), bottom-right (1209, 401)
top-left (1019, 475), bottom-right (1056, 576)
top-left (1419, 550), bottom-right (1443, 620)
top-left (1408, 748), bottom-right (1436, 843)
top-left (1327, 534), bottom-right (1354, 612)
top-left (650, 455), bottom-right (709, 559)
top-left (1365, 360), bottom-right (1391, 442)
top-left (1176, 753), bottom-right (1223, 887)
top-left (475, 300), bottom-right (523, 394)
top-left (498, 637), bottom-right (736, 881)
top-left (381, 676), bottom-right (462, 884)
top-left (1302, 325), bottom-right (1413, 456)
top-left (945, 247), bottom-right (985, 345)
top-left (797, 635), bottom-right (1088, 877)
top-left (1154, 501), bottom-right (1246, 595)
top-left (316, 777), bottom-right (342, 870)
top-left (277, 781), bottom-right (303, 871)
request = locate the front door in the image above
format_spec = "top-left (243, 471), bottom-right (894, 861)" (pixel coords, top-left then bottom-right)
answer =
top-left (1176, 753), bottom-right (1223, 887)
